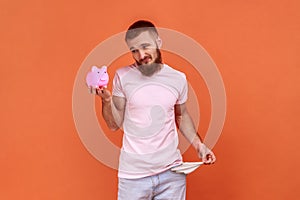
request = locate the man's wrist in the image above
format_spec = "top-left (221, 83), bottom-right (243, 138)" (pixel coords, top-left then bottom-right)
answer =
top-left (101, 97), bottom-right (112, 103)
top-left (192, 136), bottom-right (204, 149)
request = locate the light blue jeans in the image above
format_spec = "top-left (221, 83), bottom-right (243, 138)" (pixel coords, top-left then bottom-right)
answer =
top-left (118, 169), bottom-right (186, 200)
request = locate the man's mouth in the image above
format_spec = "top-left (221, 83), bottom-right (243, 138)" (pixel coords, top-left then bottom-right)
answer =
top-left (140, 56), bottom-right (152, 64)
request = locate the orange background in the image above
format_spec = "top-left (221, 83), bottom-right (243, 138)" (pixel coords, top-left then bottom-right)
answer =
top-left (1, 0), bottom-right (300, 199)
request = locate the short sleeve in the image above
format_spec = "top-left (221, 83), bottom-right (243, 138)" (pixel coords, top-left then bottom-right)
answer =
top-left (112, 72), bottom-right (125, 97)
top-left (176, 74), bottom-right (188, 104)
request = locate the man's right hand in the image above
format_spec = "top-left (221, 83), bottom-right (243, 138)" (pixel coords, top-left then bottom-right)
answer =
top-left (88, 87), bottom-right (112, 102)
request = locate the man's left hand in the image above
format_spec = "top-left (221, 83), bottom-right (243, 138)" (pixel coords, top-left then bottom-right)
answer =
top-left (197, 143), bottom-right (216, 165)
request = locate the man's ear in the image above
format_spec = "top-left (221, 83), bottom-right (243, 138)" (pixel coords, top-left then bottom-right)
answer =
top-left (156, 37), bottom-right (162, 49)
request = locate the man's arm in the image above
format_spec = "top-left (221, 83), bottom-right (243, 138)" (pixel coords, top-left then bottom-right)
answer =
top-left (175, 103), bottom-right (216, 164)
top-left (90, 87), bottom-right (126, 131)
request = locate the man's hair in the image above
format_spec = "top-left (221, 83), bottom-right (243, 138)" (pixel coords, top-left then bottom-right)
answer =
top-left (125, 20), bottom-right (159, 41)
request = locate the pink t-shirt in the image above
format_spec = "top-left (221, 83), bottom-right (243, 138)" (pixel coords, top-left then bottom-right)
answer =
top-left (112, 63), bottom-right (188, 179)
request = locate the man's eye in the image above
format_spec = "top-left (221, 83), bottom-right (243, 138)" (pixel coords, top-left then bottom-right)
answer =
top-left (131, 49), bottom-right (138, 53)
top-left (141, 45), bottom-right (148, 49)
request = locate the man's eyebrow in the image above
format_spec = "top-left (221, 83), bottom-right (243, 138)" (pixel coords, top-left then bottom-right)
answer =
top-left (140, 43), bottom-right (151, 47)
top-left (130, 43), bottom-right (152, 51)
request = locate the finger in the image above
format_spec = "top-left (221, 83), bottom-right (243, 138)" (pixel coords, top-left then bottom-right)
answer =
top-left (204, 155), bottom-right (212, 164)
top-left (211, 153), bottom-right (216, 163)
top-left (93, 88), bottom-right (98, 95)
top-left (86, 83), bottom-right (91, 92)
top-left (88, 87), bottom-right (92, 94)
top-left (99, 87), bottom-right (104, 94)
top-left (92, 87), bottom-right (96, 95)
top-left (201, 153), bottom-right (207, 163)
top-left (206, 154), bottom-right (216, 164)
top-left (96, 87), bottom-right (103, 96)
top-left (201, 152), bottom-right (211, 164)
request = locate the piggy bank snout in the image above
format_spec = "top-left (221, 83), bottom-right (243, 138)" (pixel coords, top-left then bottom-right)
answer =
top-left (100, 72), bottom-right (109, 80)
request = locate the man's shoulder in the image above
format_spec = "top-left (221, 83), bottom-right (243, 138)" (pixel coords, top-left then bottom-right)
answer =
top-left (115, 64), bottom-right (136, 74)
top-left (114, 64), bottom-right (136, 77)
top-left (163, 64), bottom-right (186, 79)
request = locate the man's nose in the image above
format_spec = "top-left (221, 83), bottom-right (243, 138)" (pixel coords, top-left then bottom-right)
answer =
top-left (138, 49), bottom-right (146, 60)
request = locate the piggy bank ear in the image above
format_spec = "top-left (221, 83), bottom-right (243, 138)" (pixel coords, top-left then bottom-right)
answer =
top-left (91, 66), bottom-right (98, 72)
top-left (101, 66), bottom-right (107, 71)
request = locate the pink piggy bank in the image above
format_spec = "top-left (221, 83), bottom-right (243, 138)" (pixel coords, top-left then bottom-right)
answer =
top-left (86, 65), bottom-right (109, 88)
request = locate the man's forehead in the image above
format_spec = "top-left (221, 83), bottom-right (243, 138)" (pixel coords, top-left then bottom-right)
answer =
top-left (127, 31), bottom-right (157, 49)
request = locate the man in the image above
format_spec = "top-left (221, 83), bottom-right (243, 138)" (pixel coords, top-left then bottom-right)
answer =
top-left (90, 20), bottom-right (216, 200)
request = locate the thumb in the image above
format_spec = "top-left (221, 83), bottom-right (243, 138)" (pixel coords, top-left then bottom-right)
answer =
top-left (202, 152), bottom-right (208, 163)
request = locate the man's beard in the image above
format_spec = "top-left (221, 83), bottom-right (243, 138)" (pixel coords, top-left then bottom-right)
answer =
top-left (136, 49), bottom-right (163, 77)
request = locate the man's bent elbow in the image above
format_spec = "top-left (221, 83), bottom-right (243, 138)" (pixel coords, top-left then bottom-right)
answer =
top-left (109, 126), bottom-right (119, 131)
top-left (106, 122), bottom-right (121, 131)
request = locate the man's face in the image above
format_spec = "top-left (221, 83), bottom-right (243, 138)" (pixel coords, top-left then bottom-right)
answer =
top-left (126, 31), bottom-right (162, 76)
